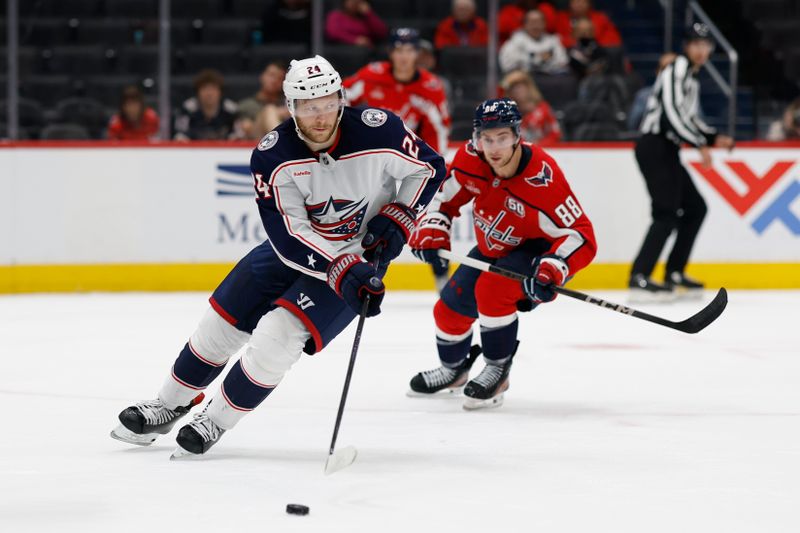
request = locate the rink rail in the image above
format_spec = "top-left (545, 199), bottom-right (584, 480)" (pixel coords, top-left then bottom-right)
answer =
top-left (1, 141), bottom-right (799, 292)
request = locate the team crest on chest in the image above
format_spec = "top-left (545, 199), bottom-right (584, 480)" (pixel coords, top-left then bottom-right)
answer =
top-left (473, 210), bottom-right (521, 251)
top-left (257, 131), bottom-right (279, 151)
top-left (361, 108), bottom-right (388, 127)
top-left (525, 161), bottom-right (553, 187)
top-left (306, 196), bottom-right (368, 241)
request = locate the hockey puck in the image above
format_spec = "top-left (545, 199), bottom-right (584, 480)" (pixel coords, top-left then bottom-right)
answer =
top-left (286, 504), bottom-right (310, 516)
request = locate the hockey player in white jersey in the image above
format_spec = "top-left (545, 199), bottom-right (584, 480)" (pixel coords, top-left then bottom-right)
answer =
top-left (110, 56), bottom-right (446, 457)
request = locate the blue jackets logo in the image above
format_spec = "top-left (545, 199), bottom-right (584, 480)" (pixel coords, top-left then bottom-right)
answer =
top-left (306, 196), bottom-right (368, 241)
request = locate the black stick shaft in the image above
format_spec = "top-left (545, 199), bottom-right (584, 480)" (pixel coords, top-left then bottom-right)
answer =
top-left (328, 294), bottom-right (370, 455)
top-left (438, 249), bottom-right (727, 334)
top-left (328, 247), bottom-right (382, 456)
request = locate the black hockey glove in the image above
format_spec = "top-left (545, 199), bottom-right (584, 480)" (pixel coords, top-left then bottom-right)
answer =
top-left (327, 253), bottom-right (385, 317)
top-left (361, 202), bottom-right (416, 264)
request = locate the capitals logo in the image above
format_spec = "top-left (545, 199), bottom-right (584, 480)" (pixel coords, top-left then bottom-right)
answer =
top-left (474, 210), bottom-right (521, 251)
top-left (306, 196), bottom-right (369, 241)
top-left (525, 162), bottom-right (553, 187)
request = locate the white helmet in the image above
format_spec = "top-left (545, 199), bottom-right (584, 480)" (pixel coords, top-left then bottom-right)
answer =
top-left (283, 56), bottom-right (346, 144)
top-left (283, 55), bottom-right (343, 102)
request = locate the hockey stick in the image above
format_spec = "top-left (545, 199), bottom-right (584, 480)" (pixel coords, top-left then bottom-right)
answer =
top-left (324, 249), bottom-right (382, 475)
top-left (438, 249), bottom-right (727, 334)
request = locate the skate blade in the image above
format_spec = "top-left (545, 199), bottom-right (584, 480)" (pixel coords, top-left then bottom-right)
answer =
top-left (462, 392), bottom-right (505, 411)
top-left (169, 445), bottom-right (200, 460)
top-left (324, 445), bottom-right (358, 475)
top-left (405, 385), bottom-right (464, 398)
top-left (109, 425), bottom-right (159, 446)
top-left (627, 289), bottom-right (676, 304)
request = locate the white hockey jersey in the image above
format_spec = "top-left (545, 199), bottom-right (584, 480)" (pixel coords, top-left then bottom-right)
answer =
top-left (250, 106), bottom-right (447, 280)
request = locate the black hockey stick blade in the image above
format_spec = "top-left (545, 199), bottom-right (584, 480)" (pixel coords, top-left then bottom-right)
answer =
top-left (554, 285), bottom-right (728, 334)
top-left (437, 249), bottom-right (728, 334)
top-left (669, 287), bottom-right (728, 334)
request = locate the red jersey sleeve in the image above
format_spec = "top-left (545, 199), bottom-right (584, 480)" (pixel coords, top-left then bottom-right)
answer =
top-left (518, 148), bottom-right (597, 276)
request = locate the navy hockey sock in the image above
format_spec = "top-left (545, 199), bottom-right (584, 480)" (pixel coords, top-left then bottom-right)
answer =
top-left (436, 332), bottom-right (473, 368)
top-left (480, 318), bottom-right (518, 362)
top-left (219, 360), bottom-right (276, 412)
top-left (172, 342), bottom-right (228, 390)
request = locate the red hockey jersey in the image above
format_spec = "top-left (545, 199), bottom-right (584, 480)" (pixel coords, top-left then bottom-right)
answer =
top-left (434, 142), bottom-right (597, 276)
top-left (344, 62), bottom-right (450, 154)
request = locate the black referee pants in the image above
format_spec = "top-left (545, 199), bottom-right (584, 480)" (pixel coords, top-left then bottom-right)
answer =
top-left (631, 134), bottom-right (708, 279)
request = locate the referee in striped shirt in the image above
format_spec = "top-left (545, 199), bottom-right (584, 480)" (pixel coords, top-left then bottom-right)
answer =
top-left (629, 22), bottom-right (734, 299)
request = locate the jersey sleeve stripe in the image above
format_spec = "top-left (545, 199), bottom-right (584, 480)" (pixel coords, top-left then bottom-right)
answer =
top-left (537, 211), bottom-right (587, 260)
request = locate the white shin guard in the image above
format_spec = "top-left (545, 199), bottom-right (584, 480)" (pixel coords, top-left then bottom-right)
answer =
top-left (158, 307), bottom-right (250, 410)
top-left (207, 307), bottom-right (311, 429)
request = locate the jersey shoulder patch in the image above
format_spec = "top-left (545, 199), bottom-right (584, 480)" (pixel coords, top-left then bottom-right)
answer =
top-left (361, 108), bottom-right (388, 127)
top-left (257, 130), bottom-right (280, 151)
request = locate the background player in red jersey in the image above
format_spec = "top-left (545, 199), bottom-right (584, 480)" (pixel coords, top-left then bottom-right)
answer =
top-left (344, 27), bottom-right (451, 155)
top-left (407, 98), bottom-right (597, 410)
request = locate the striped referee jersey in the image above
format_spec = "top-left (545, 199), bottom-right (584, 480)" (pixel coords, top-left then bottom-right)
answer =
top-left (639, 54), bottom-right (717, 147)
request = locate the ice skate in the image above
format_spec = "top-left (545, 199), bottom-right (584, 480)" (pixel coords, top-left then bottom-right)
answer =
top-left (463, 357), bottom-right (513, 411)
top-left (170, 407), bottom-right (226, 459)
top-left (628, 273), bottom-right (675, 303)
top-left (407, 345), bottom-right (480, 397)
top-left (110, 393), bottom-right (204, 446)
top-left (665, 271), bottom-right (704, 299)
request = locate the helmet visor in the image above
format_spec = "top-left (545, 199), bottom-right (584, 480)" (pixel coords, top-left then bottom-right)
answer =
top-left (473, 128), bottom-right (518, 151)
top-left (292, 94), bottom-right (345, 119)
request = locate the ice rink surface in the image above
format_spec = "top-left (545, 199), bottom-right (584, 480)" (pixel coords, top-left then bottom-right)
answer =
top-left (1, 289), bottom-right (798, 532)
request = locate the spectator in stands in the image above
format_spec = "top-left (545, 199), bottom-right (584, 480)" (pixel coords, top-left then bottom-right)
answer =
top-left (236, 61), bottom-right (288, 140)
top-left (628, 53), bottom-right (676, 131)
top-left (498, 0), bottom-right (557, 45)
top-left (107, 86), bottom-right (160, 141)
top-left (434, 0), bottom-right (488, 49)
top-left (325, 0), bottom-right (388, 47)
top-left (555, 0), bottom-right (621, 48)
top-left (766, 97), bottom-right (800, 141)
top-left (174, 69), bottom-right (238, 141)
top-left (501, 70), bottom-right (561, 145)
top-left (499, 9), bottom-right (569, 76)
top-left (567, 17), bottom-right (608, 79)
top-left (261, 0), bottom-right (311, 43)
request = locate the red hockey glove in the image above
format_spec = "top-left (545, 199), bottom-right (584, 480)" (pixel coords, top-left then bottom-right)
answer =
top-left (523, 255), bottom-right (569, 304)
top-left (409, 212), bottom-right (451, 268)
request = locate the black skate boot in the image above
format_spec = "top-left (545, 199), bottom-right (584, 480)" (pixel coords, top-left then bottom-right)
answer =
top-left (463, 345), bottom-right (517, 410)
top-left (171, 407), bottom-right (226, 459)
top-left (407, 345), bottom-right (481, 397)
top-left (628, 273), bottom-right (674, 303)
top-left (110, 393), bottom-right (204, 446)
top-left (665, 271), bottom-right (704, 299)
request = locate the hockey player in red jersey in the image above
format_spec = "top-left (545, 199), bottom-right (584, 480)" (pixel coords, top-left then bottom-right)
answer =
top-left (408, 98), bottom-right (597, 409)
top-left (344, 27), bottom-right (451, 155)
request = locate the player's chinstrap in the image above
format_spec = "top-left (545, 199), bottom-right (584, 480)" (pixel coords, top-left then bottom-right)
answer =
top-left (110, 54), bottom-right (446, 458)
